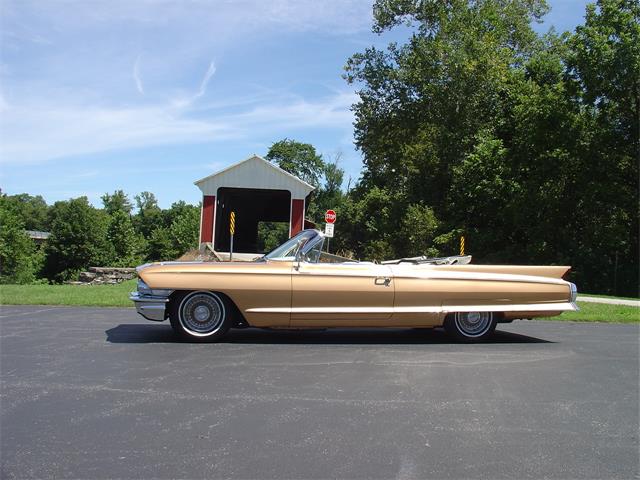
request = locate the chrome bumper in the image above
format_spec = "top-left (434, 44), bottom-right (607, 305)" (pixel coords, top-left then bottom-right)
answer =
top-left (130, 292), bottom-right (170, 322)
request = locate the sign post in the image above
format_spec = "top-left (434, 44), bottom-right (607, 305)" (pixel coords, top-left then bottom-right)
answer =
top-left (325, 210), bottom-right (336, 252)
top-left (230, 211), bottom-right (236, 261)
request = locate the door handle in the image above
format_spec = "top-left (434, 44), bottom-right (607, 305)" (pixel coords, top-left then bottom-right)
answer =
top-left (375, 277), bottom-right (391, 286)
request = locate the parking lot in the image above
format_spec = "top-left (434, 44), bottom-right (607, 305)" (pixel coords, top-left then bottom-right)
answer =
top-left (1, 305), bottom-right (638, 479)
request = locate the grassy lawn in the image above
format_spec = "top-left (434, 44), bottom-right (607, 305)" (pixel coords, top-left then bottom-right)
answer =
top-left (0, 280), bottom-right (136, 307)
top-left (0, 283), bottom-right (638, 323)
top-left (540, 301), bottom-right (639, 324)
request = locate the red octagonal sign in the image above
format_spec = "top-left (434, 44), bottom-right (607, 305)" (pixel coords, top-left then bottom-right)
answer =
top-left (325, 210), bottom-right (336, 224)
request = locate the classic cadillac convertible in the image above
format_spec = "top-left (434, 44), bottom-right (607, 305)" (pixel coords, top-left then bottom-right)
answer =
top-left (130, 229), bottom-right (578, 342)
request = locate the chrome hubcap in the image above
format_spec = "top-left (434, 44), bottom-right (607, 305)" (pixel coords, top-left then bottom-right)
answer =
top-left (179, 293), bottom-right (225, 336)
top-left (454, 312), bottom-right (492, 337)
top-left (194, 305), bottom-right (210, 322)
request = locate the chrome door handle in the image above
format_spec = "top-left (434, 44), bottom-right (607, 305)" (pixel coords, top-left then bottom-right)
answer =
top-left (375, 277), bottom-right (391, 286)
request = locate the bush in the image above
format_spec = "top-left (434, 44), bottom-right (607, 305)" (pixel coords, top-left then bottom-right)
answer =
top-left (0, 196), bottom-right (44, 284)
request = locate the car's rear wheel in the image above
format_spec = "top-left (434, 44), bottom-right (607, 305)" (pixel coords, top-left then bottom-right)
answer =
top-left (443, 311), bottom-right (496, 342)
top-left (169, 291), bottom-right (231, 342)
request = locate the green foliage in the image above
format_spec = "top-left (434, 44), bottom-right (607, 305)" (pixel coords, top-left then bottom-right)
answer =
top-left (134, 191), bottom-right (163, 238)
top-left (266, 139), bottom-right (326, 188)
top-left (44, 197), bottom-right (110, 282)
top-left (3, 193), bottom-right (49, 231)
top-left (342, 0), bottom-right (639, 295)
top-left (313, 155), bottom-right (346, 222)
top-left (101, 190), bottom-right (133, 215)
top-left (398, 204), bottom-right (440, 258)
top-left (147, 227), bottom-right (174, 261)
top-left (106, 210), bottom-right (146, 267)
top-left (168, 205), bottom-right (200, 257)
top-left (145, 204), bottom-right (201, 260)
top-left (257, 222), bottom-right (290, 253)
top-left (265, 139), bottom-right (347, 226)
top-left (0, 196), bottom-right (44, 284)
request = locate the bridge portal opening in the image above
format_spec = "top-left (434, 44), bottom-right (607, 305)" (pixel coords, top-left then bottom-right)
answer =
top-left (214, 187), bottom-right (291, 253)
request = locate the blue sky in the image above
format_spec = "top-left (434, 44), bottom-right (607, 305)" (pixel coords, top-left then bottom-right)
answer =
top-left (1, 0), bottom-right (590, 208)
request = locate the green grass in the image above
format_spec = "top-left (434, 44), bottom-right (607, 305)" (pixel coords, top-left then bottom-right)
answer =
top-left (0, 283), bottom-right (638, 323)
top-left (0, 280), bottom-right (136, 307)
top-left (540, 301), bottom-right (639, 324)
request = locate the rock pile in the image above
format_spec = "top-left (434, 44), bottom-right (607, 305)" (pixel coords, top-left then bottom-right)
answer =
top-left (69, 267), bottom-right (137, 285)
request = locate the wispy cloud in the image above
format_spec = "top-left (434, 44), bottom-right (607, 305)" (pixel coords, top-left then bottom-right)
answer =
top-left (0, 89), bottom-right (356, 165)
top-left (133, 55), bottom-right (144, 95)
top-left (195, 60), bottom-right (216, 99)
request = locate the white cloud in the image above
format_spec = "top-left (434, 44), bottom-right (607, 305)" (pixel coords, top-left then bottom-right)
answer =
top-left (0, 90), bottom-right (356, 165)
top-left (0, 0), bottom-right (364, 167)
top-left (133, 55), bottom-right (144, 95)
top-left (0, 102), bottom-right (235, 165)
top-left (196, 61), bottom-right (216, 99)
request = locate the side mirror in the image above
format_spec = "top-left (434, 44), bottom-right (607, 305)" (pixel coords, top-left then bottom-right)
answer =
top-left (294, 249), bottom-right (302, 271)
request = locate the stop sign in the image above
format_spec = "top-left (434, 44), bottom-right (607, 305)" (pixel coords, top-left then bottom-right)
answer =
top-left (325, 210), bottom-right (336, 224)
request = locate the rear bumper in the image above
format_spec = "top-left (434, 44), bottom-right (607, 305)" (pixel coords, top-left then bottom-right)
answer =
top-left (130, 292), bottom-right (170, 321)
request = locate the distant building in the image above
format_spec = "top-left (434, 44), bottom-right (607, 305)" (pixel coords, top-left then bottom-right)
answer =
top-left (194, 155), bottom-right (315, 253)
top-left (26, 230), bottom-right (51, 246)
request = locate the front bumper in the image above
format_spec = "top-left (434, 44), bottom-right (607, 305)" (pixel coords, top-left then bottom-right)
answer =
top-left (130, 292), bottom-right (171, 321)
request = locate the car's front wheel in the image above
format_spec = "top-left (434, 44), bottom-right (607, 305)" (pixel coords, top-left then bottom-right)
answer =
top-left (443, 311), bottom-right (497, 342)
top-left (169, 291), bottom-right (231, 342)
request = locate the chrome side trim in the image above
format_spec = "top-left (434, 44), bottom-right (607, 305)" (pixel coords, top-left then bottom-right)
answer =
top-left (391, 269), bottom-right (569, 286)
top-left (130, 292), bottom-right (171, 322)
top-left (246, 302), bottom-right (578, 314)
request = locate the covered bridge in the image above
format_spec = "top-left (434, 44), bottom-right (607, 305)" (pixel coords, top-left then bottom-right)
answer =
top-left (195, 155), bottom-right (315, 253)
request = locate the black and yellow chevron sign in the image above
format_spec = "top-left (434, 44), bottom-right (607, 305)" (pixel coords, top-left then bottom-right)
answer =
top-left (460, 236), bottom-right (465, 256)
top-left (230, 211), bottom-right (236, 235)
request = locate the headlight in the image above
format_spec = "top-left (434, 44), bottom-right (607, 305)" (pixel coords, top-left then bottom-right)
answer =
top-left (137, 279), bottom-right (173, 297)
top-left (137, 279), bottom-right (152, 295)
top-left (569, 283), bottom-right (578, 303)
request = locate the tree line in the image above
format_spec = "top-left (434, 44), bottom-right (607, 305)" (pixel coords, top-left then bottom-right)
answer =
top-left (0, 139), bottom-right (344, 285)
top-left (332, 0), bottom-right (638, 296)
top-left (1, 0), bottom-right (637, 295)
top-left (0, 192), bottom-right (200, 283)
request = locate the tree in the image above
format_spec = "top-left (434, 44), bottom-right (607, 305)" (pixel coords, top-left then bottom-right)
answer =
top-left (106, 210), bottom-right (146, 267)
top-left (344, 0), bottom-right (549, 211)
top-left (314, 154), bottom-right (346, 218)
top-left (134, 191), bottom-right (163, 239)
top-left (564, 0), bottom-right (639, 293)
top-left (0, 196), bottom-right (43, 284)
top-left (147, 227), bottom-right (174, 261)
top-left (146, 205), bottom-right (201, 261)
top-left (266, 139), bottom-right (326, 188)
top-left (168, 205), bottom-right (200, 257)
top-left (101, 190), bottom-right (133, 215)
top-left (3, 193), bottom-right (49, 231)
top-left (44, 197), bottom-right (110, 282)
top-left (342, 0), bottom-right (639, 294)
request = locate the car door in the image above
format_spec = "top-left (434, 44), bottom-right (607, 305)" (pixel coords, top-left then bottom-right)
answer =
top-left (290, 261), bottom-right (395, 327)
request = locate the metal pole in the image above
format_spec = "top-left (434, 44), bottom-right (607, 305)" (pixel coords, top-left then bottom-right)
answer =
top-left (229, 210), bottom-right (236, 262)
top-left (614, 251), bottom-right (618, 295)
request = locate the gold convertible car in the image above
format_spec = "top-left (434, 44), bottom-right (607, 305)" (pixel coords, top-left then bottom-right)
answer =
top-left (130, 229), bottom-right (578, 342)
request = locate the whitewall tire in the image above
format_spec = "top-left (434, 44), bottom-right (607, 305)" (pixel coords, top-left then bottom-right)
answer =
top-left (443, 311), bottom-right (497, 342)
top-left (169, 291), bottom-right (231, 342)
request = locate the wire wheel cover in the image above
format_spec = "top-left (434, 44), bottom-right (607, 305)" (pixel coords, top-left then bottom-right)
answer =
top-left (454, 311), bottom-right (493, 337)
top-left (179, 293), bottom-right (224, 335)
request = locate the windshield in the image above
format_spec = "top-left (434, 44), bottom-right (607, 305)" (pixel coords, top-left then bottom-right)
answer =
top-left (263, 230), bottom-right (321, 260)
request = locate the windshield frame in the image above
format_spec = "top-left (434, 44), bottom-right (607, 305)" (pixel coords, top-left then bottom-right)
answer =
top-left (263, 229), bottom-right (323, 261)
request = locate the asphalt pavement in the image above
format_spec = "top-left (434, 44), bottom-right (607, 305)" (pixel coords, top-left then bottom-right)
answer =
top-left (1, 305), bottom-right (638, 479)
